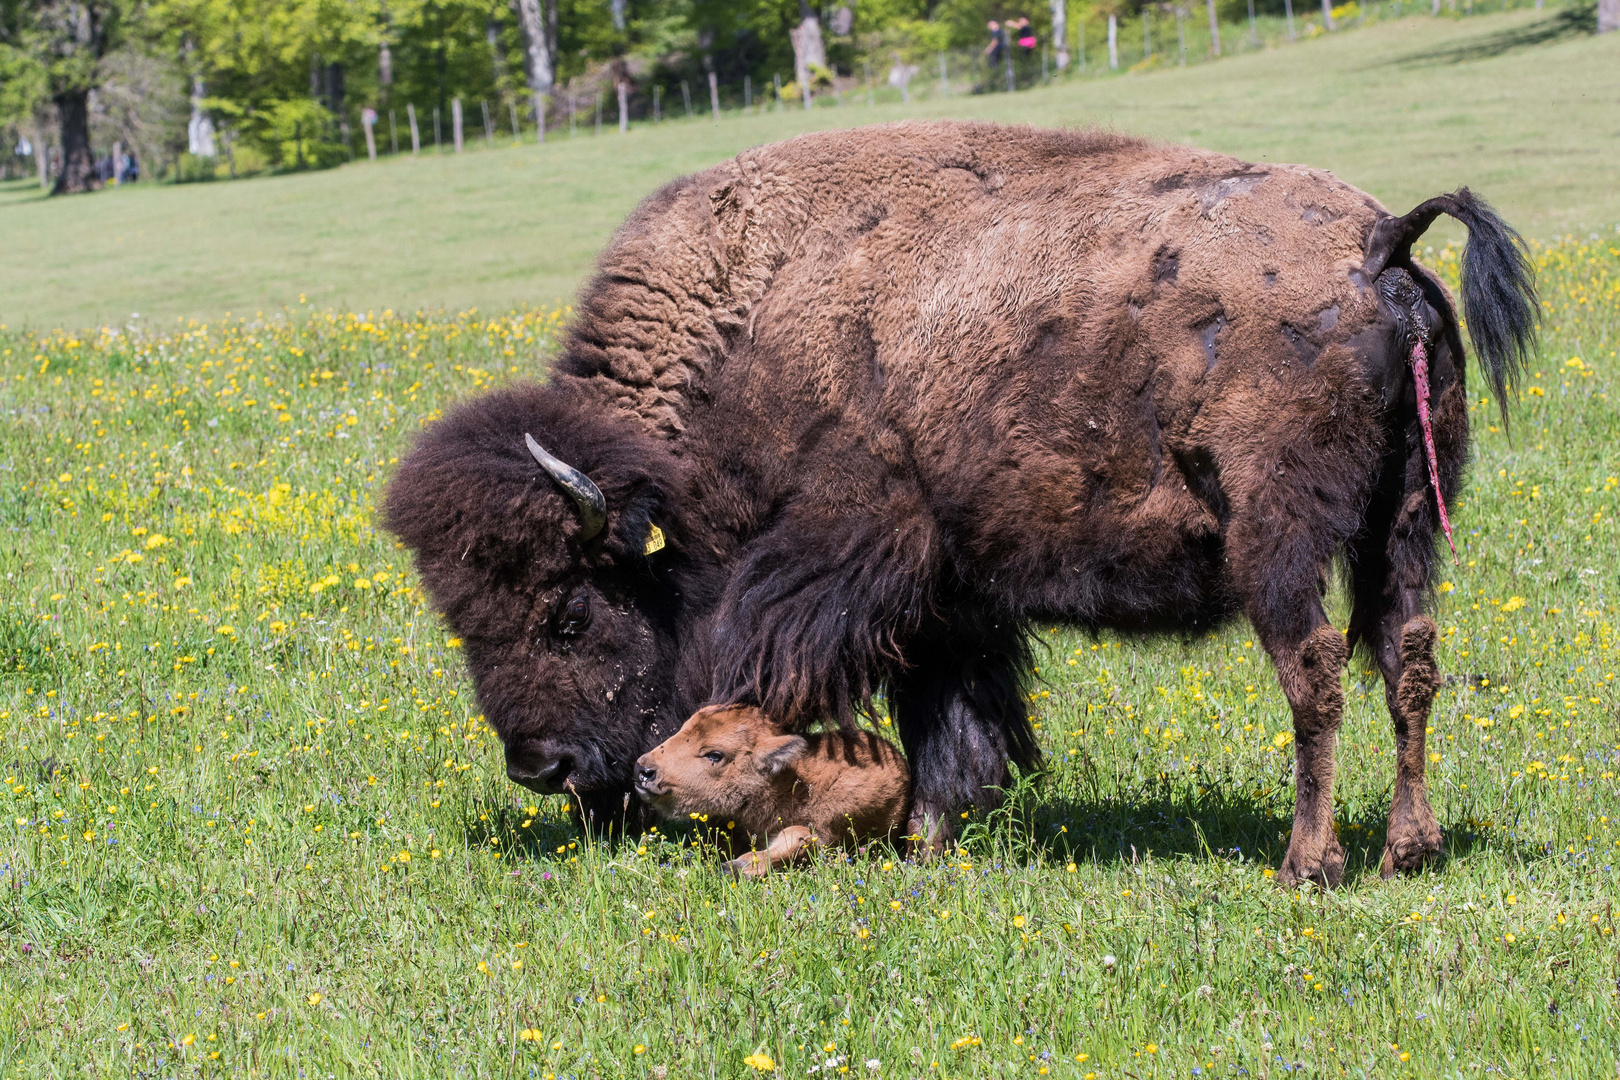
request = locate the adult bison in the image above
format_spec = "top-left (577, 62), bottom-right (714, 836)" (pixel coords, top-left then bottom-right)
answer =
top-left (386, 121), bottom-right (1534, 887)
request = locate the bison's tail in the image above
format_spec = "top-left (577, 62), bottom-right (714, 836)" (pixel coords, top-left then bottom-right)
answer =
top-left (1363, 188), bottom-right (1537, 421)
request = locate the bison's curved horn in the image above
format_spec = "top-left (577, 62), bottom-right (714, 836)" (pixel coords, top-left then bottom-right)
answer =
top-left (525, 433), bottom-right (607, 541)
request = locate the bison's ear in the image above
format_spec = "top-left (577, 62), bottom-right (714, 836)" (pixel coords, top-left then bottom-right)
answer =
top-left (755, 734), bottom-right (808, 776)
top-left (602, 485), bottom-right (676, 563)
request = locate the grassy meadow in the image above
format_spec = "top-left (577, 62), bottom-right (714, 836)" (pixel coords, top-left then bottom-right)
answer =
top-left (3, 5), bottom-right (1620, 331)
top-left (1, 233), bottom-right (1617, 1076)
top-left (3, 7), bottom-right (1620, 1076)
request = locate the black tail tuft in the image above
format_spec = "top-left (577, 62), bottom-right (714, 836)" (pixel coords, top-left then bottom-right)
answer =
top-left (1362, 188), bottom-right (1538, 421)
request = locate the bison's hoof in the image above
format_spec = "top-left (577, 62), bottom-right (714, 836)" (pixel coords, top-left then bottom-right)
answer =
top-left (1275, 840), bottom-right (1346, 890)
top-left (904, 812), bottom-right (951, 860)
top-left (1378, 830), bottom-right (1441, 879)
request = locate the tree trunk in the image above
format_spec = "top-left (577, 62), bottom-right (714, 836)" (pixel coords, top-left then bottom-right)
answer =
top-left (34, 129), bottom-right (49, 190)
top-left (1051, 0), bottom-right (1069, 68)
top-left (790, 3), bottom-right (825, 107)
top-left (1321, 0), bottom-right (1337, 29)
top-left (617, 77), bottom-right (629, 132)
top-left (514, 0), bottom-right (554, 142)
top-left (1208, 0), bottom-right (1221, 55)
top-left (1599, 0), bottom-right (1618, 32)
top-left (53, 89), bottom-right (99, 195)
top-left (1108, 13), bottom-right (1118, 69)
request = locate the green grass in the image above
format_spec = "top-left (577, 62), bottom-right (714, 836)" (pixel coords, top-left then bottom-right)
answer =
top-left (1, 229), bottom-right (1617, 1075)
top-left (3, 6), bottom-right (1619, 332)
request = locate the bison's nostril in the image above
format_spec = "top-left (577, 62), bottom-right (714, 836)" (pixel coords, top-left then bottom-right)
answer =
top-left (636, 766), bottom-right (657, 785)
top-left (506, 748), bottom-right (576, 794)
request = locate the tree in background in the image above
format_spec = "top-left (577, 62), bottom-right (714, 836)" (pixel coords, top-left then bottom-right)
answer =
top-left (513, 0), bottom-right (557, 139)
top-left (1599, 0), bottom-right (1616, 32)
top-left (1, 0), bottom-right (142, 192)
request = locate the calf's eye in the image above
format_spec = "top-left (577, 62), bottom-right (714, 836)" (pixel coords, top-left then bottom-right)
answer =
top-left (703, 751), bottom-right (724, 764)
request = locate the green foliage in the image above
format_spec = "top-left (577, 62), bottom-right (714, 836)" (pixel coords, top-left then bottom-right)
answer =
top-left (256, 96), bottom-right (346, 168)
top-left (0, 0), bottom-right (141, 122)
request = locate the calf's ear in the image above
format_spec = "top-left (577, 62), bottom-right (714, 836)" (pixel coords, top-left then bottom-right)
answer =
top-left (755, 734), bottom-right (808, 776)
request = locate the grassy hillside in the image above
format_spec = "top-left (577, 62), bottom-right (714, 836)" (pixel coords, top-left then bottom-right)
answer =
top-left (3, 6), bottom-right (1618, 331)
top-left (0, 236), bottom-right (1616, 1075)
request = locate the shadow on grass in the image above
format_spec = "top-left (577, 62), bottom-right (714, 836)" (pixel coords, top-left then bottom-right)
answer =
top-left (971, 764), bottom-right (1507, 887)
top-left (1382, 5), bottom-right (1597, 67)
top-left (455, 765), bottom-right (1521, 888)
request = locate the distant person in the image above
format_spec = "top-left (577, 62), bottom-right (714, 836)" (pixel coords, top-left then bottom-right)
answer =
top-left (121, 153), bottom-right (140, 184)
top-left (1013, 17), bottom-right (1037, 58)
top-left (984, 20), bottom-right (1008, 68)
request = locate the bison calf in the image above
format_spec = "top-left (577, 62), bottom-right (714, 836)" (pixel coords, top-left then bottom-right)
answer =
top-left (633, 705), bottom-right (910, 876)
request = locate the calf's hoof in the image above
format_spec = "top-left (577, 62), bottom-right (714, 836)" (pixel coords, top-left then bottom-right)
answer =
top-left (1275, 839), bottom-right (1345, 890)
top-left (724, 853), bottom-right (772, 879)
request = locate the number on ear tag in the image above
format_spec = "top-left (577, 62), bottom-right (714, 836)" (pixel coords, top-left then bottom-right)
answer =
top-left (643, 524), bottom-right (666, 555)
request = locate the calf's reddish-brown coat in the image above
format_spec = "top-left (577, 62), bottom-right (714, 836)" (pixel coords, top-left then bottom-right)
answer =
top-left (635, 705), bottom-right (909, 875)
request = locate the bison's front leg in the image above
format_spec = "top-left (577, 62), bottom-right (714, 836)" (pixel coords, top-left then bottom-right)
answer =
top-left (1264, 622), bottom-right (1350, 889)
top-left (890, 630), bottom-right (1033, 854)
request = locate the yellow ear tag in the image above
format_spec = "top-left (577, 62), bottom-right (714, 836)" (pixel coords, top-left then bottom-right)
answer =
top-left (642, 524), bottom-right (666, 555)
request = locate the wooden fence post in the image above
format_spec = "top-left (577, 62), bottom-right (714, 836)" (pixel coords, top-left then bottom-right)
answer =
top-left (708, 71), bottom-right (721, 121)
top-left (654, 85), bottom-right (662, 122)
top-left (617, 78), bottom-right (628, 132)
top-left (362, 108), bottom-right (378, 160)
top-left (1108, 13), bottom-right (1118, 68)
top-left (480, 99), bottom-right (493, 145)
top-left (407, 103), bottom-right (420, 154)
top-left (389, 109), bottom-right (399, 154)
top-left (681, 80), bottom-right (692, 118)
top-left (1208, 0), bottom-right (1221, 56)
top-left (452, 98), bottom-right (463, 152)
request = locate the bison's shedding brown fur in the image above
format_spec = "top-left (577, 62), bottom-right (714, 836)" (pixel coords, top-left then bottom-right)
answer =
top-left (387, 121), bottom-right (1535, 888)
top-left (635, 706), bottom-right (910, 876)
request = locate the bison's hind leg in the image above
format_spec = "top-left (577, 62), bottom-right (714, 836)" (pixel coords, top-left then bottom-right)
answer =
top-left (1380, 615), bottom-right (1444, 877)
top-left (1272, 623), bottom-right (1351, 890)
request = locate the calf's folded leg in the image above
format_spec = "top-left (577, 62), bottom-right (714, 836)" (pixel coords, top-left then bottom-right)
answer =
top-left (726, 826), bottom-right (815, 878)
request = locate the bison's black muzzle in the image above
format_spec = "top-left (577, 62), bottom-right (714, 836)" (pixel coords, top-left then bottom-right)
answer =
top-left (505, 743), bottom-right (578, 795)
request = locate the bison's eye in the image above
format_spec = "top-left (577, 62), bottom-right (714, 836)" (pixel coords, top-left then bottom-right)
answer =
top-left (554, 593), bottom-right (592, 637)
top-left (703, 751), bottom-right (724, 764)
